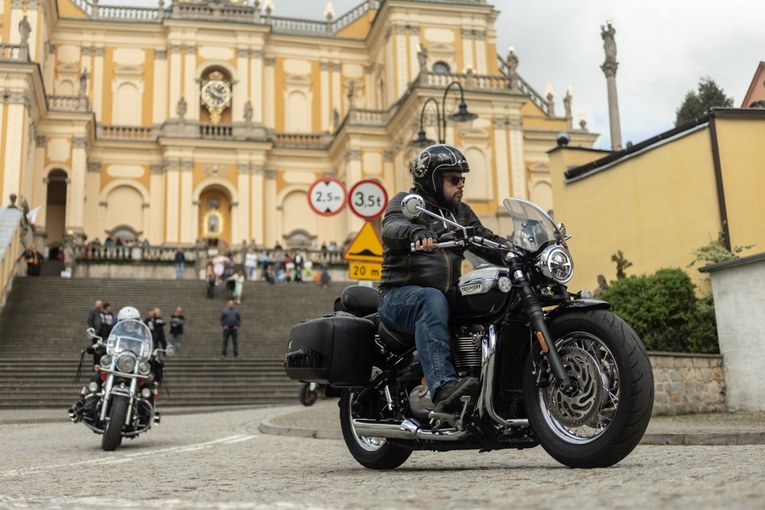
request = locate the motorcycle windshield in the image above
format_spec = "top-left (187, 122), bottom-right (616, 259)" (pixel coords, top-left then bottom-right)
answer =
top-left (106, 320), bottom-right (153, 361)
top-left (503, 197), bottom-right (567, 254)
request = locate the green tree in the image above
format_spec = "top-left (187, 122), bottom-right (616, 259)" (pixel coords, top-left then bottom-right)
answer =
top-left (675, 76), bottom-right (734, 126)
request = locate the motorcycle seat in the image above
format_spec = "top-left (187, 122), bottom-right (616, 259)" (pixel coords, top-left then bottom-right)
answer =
top-left (339, 285), bottom-right (379, 317)
top-left (378, 321), bottom-right (416, 354)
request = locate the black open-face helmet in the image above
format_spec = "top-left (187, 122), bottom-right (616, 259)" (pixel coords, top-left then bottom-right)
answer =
top-left (410, 144), bottom-right (470, 198)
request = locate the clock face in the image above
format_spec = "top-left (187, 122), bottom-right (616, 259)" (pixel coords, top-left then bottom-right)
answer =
top-left (201, 79), bottom-right (232, 109)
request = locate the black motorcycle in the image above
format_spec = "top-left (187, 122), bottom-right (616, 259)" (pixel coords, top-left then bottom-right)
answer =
top-left (285, 195), bottom-right (653, 469)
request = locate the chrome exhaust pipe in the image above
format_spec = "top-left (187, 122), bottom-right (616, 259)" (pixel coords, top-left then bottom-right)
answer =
top-left (351, 419), bottom-right (469, 441)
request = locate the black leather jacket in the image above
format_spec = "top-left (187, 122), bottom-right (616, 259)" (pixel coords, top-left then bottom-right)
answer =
top-left (379, 190), bottom-right (507, 295)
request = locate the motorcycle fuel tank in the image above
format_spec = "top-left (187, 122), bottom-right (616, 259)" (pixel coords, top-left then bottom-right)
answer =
top-left (453, 266), bottom-right (511, 320)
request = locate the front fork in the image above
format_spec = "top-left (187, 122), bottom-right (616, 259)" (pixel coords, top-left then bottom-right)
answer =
top-left (507, 255), bottom-right (575, 394)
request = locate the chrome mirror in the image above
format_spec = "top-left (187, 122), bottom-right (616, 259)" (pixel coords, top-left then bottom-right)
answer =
top-left (401, 194), bottom-right (425, 220)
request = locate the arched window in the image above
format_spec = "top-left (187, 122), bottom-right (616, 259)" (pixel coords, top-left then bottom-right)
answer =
top-left (432, 61), bottom-right (451, 74)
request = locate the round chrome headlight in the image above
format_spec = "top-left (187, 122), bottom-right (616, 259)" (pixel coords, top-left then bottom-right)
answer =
top-left (537, 245), bottom-right (574, 283)
top-left (88, 381), bottom-right (100, 393)
top-left (138, 361), bottom-right (152, 375)
top-left (497, 276), bottom-right (512, 293)
top-left (116, 354), bottom-right (136, 373)
top-left (141, 387), bottom-right (152, 399)
top-left (99, 354), bottom-right (113, 368)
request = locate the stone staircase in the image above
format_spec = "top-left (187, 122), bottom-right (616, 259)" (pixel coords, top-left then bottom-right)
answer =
top-left (0, 276), bottom-right (352, 408)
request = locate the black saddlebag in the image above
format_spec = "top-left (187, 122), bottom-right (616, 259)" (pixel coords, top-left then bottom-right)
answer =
top-left (284, 312), bottom-right (375, 386)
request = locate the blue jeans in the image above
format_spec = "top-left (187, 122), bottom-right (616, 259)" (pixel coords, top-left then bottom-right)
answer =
top-left (378, 286), bottom-right (456, 398)
top-left (169, 333), bottom-right (183, 356)
top-left (221, 328), bottom-right (238, 357)
top-left (176, 262), bottom-right (184, 280)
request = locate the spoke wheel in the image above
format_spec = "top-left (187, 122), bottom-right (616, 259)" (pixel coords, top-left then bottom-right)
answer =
top-left (524, 309), bottom-right (653, 468)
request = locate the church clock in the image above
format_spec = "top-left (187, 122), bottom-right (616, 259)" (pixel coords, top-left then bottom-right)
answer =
top-left (200, 71), bottom-right (232, 124)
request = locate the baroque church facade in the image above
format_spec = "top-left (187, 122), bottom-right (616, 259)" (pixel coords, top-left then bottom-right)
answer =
top-left (1, 0), bottom-right (596, 254)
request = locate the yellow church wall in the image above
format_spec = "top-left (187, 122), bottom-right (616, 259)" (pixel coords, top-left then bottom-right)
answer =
top-left (335, 9), bottom-right (375, 39)
top-left (2, 6), bottom-right (10, 43)
top-left (715, 116), bottom-right (765, 254)
top-left (551, 127), bottom-right (721, 293)
top-left (56, 0), bottom-right (88, 18)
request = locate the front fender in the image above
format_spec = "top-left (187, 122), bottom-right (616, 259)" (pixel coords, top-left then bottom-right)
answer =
top-left (545, 298), bottom-right (611, 321)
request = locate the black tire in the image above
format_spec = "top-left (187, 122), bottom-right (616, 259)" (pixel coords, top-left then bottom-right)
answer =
top-left (523, 309), bottom-right (654, 468)
top-left (299, 384), bottom-right (318, 406)
top-left (102, 395), bottom-right (129, 451)
top-left (339, 389), bottom-right (412, 470)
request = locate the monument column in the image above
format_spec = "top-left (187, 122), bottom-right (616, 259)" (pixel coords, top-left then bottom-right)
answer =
top-left (601, 21), bottom-right (623, 151)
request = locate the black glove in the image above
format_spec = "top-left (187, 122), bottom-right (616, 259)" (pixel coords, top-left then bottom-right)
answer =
top-left (411, 229), bottom-right (438, 244)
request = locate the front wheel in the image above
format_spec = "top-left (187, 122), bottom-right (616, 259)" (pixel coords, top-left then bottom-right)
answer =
top-left (102, 395), bottom-right (129, 451)
top-left (523, 309), bottom-right (654, 468)
top-left (339, 389), bottom-right (412, 470)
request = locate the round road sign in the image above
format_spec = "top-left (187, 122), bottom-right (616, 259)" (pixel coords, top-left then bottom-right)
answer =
top-left (308, 177), bottom-right (347, 216)
top-left (348, 179), bottom-right (388, 220)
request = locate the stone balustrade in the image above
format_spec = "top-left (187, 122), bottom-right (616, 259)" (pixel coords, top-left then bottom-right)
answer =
top-left (48, 95), bottom-right (90, 112)
top-left (0, 44), bottom-right (28, 62)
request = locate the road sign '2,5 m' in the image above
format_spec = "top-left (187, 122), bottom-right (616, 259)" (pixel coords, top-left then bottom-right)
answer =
top-left (308, 177), bottom-right (347, 216)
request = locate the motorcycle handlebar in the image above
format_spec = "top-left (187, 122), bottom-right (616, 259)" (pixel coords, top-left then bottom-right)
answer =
top-left (409, 236), bottom-right (505, 252)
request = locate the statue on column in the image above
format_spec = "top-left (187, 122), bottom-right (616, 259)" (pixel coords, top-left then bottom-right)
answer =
top-left (505, 47), bottom-right (519, 90)
top-left (19, 16), bottom-right (31, 47)
top-left (564, 87), bottom-right (573, 123)
top-left (244, 100), bottom-right (253, 123)
top-left (177, 96), bottom-right (187, 122)
top-left (417, 44), bottom-right (428, 71)
top-left (347, 82), bottom-right (355, 110)
top-left (79, 69), bottom-right (89, 97)
top-left (602, 21), bottom-right (617, 65)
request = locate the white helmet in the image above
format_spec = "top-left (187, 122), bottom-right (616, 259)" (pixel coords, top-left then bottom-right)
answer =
top-left (117, 306), bottom-right (141, 321)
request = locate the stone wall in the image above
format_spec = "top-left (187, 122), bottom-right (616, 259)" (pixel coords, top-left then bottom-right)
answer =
top-left (650, 353), bottom-right (726, 415)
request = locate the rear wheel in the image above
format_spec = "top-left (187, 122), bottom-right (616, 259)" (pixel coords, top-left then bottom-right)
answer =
top-left (102, 395), bottom-right (128, 451)
top-left (523, 309), bottom-right (653, 468)
top-left (339, 388), bottom-right (412, 470)
top-left (299, 383), bottom-right (318, 406)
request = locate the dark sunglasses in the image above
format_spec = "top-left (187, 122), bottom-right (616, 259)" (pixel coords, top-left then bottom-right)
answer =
top-left (443, 175), bottom-right (466, 186)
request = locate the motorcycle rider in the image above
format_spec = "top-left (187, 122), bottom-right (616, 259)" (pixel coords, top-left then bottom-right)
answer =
top-left (378, 144), bottom-right (508, 413)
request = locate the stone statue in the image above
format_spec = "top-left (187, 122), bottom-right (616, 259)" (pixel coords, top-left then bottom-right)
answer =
top-left (593, 274), bottom-right (609, 297)
top-left (601, 22), bottom-right (617, 64)
top-left (505, 47), bottom-right (519, 90)
top-left (417, 45), bottom-right (427, 70)
top-left (19, 16), bottom-right (31, 47)
top-left (244, 100), bottom-right (253, 123)
top-left (177, 96), bottom-right (187, 121)
top-left (79, 69), bottom-right (89, 97)
top-left (332, 108), bottom-right (340, 131)
top-left (347, 82), bottom-right (355, 110)
top-left (8, 194), bottom-right (18, 209)
top-left (563, 87), bottom-right (573, 121)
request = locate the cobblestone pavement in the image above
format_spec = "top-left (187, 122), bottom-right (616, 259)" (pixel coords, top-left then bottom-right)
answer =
top-left (1, 404), bottom-right (765, 509)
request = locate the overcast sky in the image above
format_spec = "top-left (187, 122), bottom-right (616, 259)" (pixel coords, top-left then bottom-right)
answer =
top-left (106, 0), bottom-right (765, 149)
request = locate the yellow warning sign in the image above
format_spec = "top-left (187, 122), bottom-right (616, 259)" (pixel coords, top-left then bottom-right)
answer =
top-left (348, 261), bottom-right (383, 281)
top-left (343, 222), bottom-right (383, 263)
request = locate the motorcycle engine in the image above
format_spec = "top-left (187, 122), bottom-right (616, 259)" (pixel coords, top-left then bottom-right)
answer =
top-left (450, 325), bottom-right (485, 378)
top-left (408, 385), bottom-right (434, 418)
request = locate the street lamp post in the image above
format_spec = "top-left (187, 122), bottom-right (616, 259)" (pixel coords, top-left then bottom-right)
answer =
top-left (410, 80), bottom-right (478, 149)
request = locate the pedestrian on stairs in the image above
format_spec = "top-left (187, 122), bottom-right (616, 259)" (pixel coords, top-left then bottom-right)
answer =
top-left (220, 299), bottom-right (241, 360)
top-left (19, 245), bottom-right (43, 276)
top-left (169, 307), bottom-right (185, 357)
top-left (99, 302), bottom-right (115, 340)
top-left (145, 308), bottom-right (167, 354)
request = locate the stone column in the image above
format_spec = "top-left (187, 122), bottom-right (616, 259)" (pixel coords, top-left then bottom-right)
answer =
top-left (66, 137), bottom-right (89, 232)
top-left (408, 26), bottom-right (420, 83)
top-left (180, 160), bottom-right (194, 244)
top-left (507, 117), bottom-right (527, 200)
top-left (93, 47), bottom-right (105, 118)
top-left (251, 165), bottom-right (265, 245)
top-left (250, 50), bottom-right (263, 124)
top-left (264, 169), bottom-right (277, 247)
top-left (600, 21), bottom-right (622, 151)
top-left (153, 49), bottom-right (169, 124)
top-left (320, 61), bottom-right (331, 131)
top-left (394, 25), bottom-right (408, 98)
top-left (168, 44), bottom-right (183, 119)
top-left (237, 163), bottom-right (251, 241)
top-left (184, 45), bottom-right (198, 122)
top-left (263, 57), bottom-right (275, 128)
top-left (461, 29), bottom-right (474, 74)
top-left (164, 162), bottom-right (180, 243)
top-left (149, 162), bottom-right (166, 243)
top-left (492, 117), bottom-right (511, 202)
top-left (234, 48), bottom-right (249, 123)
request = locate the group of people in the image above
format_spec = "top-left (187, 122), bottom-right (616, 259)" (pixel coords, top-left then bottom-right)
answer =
top-left (206, 254), bottom-right (245, 303)
top-left (254, 249), bottom-right (331, 286)
top-left (87, 300), bottom-right (186, 357)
